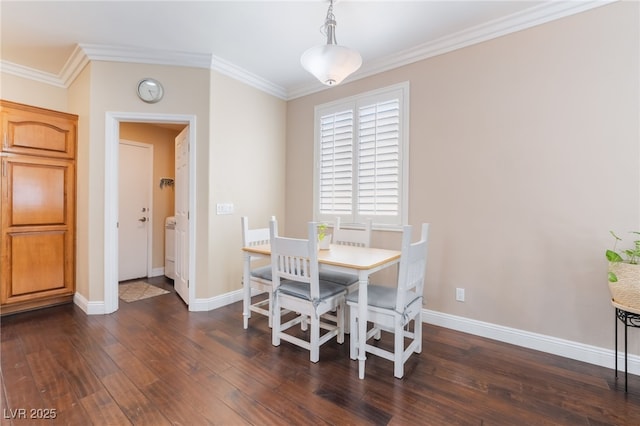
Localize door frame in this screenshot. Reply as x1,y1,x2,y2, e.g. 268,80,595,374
105,112,197,314
118,139,154,280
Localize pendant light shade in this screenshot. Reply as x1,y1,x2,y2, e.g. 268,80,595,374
301,0,362,86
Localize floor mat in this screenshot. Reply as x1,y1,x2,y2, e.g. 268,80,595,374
119,281,170,302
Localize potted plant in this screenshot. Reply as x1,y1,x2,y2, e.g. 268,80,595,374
318,223,332,250
606,231,640,312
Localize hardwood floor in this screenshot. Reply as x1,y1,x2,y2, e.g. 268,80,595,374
1,280,639,425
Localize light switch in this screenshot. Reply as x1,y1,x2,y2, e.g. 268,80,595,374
216,202,234,215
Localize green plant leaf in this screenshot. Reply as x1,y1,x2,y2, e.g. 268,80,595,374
610,231,623,241
606,250,623,262
608,271,618,282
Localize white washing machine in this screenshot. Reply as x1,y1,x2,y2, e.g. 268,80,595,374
165,216,176,280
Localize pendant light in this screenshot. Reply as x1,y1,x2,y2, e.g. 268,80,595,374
301,0,362,86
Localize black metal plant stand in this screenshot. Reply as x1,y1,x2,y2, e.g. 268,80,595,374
614,307,640,392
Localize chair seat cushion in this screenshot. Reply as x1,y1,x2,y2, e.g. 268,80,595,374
279,279,346,301
346,285,421,312
318,270,358,287
346,285,397,309
250,265,272,281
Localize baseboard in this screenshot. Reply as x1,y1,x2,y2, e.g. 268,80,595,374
74,292,106,315
190,288,245,312
149,267,165,278
74,286,637,376
423,308,640,375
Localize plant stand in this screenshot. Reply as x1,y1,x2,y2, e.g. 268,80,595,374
613,302,640,392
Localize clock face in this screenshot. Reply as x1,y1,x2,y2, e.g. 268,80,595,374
137,78,164,103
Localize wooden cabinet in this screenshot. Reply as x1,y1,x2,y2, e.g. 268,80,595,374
1,100,77,315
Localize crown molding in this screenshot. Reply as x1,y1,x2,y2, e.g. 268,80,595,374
210,54,288,100
79,43,214,70
286,0,618,100
2,0,618,101
0,60,65,87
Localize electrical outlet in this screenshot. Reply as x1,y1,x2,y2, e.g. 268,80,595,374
456,288,465,302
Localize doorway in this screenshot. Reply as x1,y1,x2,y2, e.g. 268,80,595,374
105,112,196,314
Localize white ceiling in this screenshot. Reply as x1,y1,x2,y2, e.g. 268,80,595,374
0,1,613,99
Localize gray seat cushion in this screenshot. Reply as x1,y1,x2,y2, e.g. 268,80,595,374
278,279,347,301
346,285,420,312
318,270,358,287
346,285,397,309
250,265,272,281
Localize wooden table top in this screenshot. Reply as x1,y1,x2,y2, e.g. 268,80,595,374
243,243,401,271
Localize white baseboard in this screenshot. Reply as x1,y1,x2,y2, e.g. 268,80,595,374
190,288,245,312
74,292,106,315
423,308,640,375
75,286,637,376
149,267,165,278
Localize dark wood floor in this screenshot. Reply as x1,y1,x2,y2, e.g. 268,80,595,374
2,278,640,425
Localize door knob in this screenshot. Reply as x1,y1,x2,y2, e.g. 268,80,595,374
138,217,147,222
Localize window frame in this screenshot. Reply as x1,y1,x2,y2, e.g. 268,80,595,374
313,82,410,230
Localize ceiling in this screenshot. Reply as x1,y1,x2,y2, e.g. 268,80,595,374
0,1,612,99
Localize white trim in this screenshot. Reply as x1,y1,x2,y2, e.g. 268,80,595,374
423,308,640,375
189,288,246,312
105,112,197,314
210,54,287,100
80,43,213,70
150,267,165,278
60,44,91,87
0,61,64,87
1,1,615,100
74,292,106,315
148,286,639,376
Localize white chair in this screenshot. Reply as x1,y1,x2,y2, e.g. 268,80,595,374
270,220,347,363
332,217,372,248
319,218,373,330
318,218,372,290
241,216,275,329
346,223,429,379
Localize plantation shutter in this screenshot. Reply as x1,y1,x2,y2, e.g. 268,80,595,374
314,83,408,227
357,98,400,217
319,109,354,215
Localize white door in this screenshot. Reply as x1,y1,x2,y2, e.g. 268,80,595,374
118,141,152,281
174,127,189,304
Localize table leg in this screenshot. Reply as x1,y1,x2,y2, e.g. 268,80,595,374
625,310,628,392
358,271,368,379
615,308,618,380
242,252,251,329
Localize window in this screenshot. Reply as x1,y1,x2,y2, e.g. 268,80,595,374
314,82,409,229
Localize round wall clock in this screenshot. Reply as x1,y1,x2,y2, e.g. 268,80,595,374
137,78,164,103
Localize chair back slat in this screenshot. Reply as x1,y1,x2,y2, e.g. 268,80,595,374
333,217,372,248
242,216,272,247
270,220,320,299
395,223,429,312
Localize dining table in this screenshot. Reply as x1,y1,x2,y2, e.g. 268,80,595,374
242,242,402,379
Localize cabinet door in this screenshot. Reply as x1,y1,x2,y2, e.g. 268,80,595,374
1,155,75,306
1,101,76,159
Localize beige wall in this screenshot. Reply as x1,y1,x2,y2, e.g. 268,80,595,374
67,63,91,298
0,72,67,111
1,59,287,307
286,1,640,352
80,62,211,304
209,72,287,296
120,122,179,271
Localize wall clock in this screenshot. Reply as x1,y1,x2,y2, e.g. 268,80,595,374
137,78,164,103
